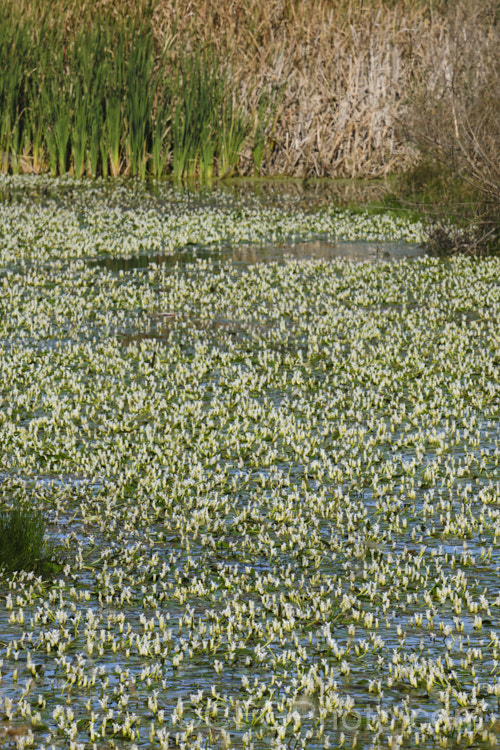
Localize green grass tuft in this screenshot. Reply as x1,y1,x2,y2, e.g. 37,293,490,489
0,503,56,576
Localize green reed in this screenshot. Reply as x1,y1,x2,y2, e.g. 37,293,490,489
150,92,172,178
0,4,271,179
72,79,88,179
171,48,251,180
172,50,216,180
219,94,251,178
0,15,30,172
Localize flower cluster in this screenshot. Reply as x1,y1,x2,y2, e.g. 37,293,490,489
0,177,499,749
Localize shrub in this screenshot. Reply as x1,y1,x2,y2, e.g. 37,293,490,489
401,0,500,255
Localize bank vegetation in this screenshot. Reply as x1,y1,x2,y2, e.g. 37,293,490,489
1,0,498,248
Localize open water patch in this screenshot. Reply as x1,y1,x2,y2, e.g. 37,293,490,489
87,238,424,273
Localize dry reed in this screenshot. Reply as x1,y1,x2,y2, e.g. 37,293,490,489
399,0,500,253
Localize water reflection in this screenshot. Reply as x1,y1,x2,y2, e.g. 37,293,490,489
229,239,424,264
89,239,424,273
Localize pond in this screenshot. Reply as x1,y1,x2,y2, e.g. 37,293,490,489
0,176,499,749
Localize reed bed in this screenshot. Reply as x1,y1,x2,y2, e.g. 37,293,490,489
0,0,496,179
0,3,254,179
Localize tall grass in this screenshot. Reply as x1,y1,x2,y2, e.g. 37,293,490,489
0,3,257,179
171,49,250,180
145,0,441,178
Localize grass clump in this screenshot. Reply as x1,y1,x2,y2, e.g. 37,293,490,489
0,503,56,575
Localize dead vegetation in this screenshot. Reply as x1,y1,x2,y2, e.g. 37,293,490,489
400,0,500,253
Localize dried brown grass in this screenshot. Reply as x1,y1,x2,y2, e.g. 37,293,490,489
7,0,496,179
400,0,500,253
402,0,500,198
